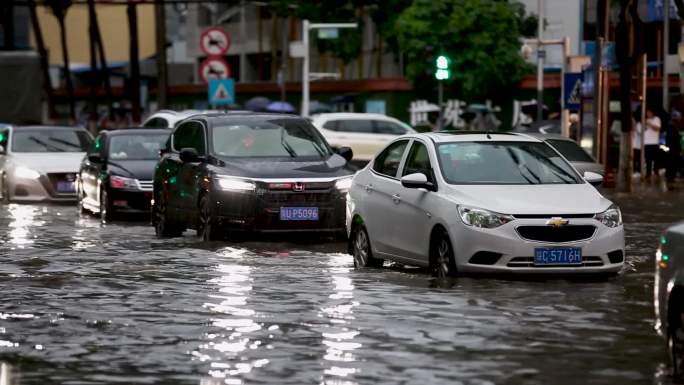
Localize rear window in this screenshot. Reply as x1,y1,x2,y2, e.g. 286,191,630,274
547,139,594,162
12,130,92,153
109,134,170,160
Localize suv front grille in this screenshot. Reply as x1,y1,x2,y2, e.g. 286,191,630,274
47,173,77,195
516,225,596,243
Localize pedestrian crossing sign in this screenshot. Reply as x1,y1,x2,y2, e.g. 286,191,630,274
208,78,235,106
563,73,583,110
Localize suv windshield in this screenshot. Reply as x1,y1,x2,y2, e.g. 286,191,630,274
109,134,170,160
212,118,332,159
12,129,91,153
436,141,582,185
546,139,594,162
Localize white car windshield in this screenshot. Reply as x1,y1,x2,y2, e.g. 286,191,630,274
436,141,582,185
212,118,332,159
12,130,91,153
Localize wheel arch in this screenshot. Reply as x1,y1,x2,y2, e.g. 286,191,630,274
348,214,365,255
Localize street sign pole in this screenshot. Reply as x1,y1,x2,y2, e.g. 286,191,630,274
301,20,357,118
437,82,443,131
302,19,310,118
536,0,544,122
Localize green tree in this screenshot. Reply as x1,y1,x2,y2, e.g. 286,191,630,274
396,0,531,100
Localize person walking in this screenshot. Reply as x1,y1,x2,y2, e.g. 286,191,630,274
643,106,662,179
633,118,642,177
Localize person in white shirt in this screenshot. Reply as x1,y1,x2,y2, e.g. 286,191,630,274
633,119,642,174
643,107,661,178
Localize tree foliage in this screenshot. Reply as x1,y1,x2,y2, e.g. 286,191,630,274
396,0,532,100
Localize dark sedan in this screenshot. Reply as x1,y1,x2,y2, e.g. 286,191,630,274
152,112,355,240
78,128,170,221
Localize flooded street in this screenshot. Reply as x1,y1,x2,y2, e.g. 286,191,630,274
0,187,683,385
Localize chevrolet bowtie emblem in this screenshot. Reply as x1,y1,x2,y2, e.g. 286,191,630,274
546,217,569,227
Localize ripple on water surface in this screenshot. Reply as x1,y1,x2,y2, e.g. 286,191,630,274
0,189,682,384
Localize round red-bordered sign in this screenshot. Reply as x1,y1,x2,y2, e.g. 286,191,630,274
200,27,231,56
199,57,231,84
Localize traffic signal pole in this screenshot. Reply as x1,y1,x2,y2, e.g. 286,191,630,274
437,82,443,131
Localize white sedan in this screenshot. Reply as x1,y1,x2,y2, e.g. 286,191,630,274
0,125,92,203
310,113,415,163
346,132,625,276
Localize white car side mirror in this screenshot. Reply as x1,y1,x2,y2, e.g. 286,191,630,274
0,144,5,155
401,172,434,191
583,171,603,187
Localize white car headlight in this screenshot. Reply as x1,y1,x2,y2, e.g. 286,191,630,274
458,205,514,229
335,176,353,192
217,177,256,191
594,204,622,228
14,166,41,179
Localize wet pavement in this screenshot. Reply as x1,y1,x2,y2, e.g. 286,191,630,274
0,185,683,385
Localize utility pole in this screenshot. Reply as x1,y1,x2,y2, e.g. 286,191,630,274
128,2,141,123
154,0,168,109
536,0,544,121
664,0,670,110
301,20,357,117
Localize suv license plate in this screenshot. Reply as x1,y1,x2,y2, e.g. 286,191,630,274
56,181,75,193
534,247,582,265
280,207,319,221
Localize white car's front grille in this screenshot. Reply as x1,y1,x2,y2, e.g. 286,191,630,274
138,180,153,191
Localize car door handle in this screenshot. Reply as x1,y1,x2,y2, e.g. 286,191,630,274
392,194,401,204
364,184,373,192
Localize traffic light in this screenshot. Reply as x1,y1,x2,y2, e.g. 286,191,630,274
435,55,450,80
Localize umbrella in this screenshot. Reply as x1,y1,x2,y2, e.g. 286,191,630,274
266,101,296,113
309,100,333,114
245,97,271,112
520,100,549,119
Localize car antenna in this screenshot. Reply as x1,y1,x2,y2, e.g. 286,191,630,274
485,129,492,139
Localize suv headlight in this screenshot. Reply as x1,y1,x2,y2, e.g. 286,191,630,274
594,204,622,228
458,205,513,229
334,176,353,192
216,176,255,191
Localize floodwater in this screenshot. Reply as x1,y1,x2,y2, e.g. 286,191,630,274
0,187,682,385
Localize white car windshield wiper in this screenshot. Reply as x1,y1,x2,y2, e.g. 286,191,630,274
28,136,63,152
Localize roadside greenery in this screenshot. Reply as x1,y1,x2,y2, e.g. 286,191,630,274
269,0,535,100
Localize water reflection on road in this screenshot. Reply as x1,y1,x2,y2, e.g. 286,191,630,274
0,187,682,384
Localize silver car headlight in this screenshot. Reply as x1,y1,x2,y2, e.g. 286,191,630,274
458,205,514,229
216,176,256,191
334,176,353,192
14,166,41,179
594,204,622,228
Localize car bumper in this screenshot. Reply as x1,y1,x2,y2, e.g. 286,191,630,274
210,189,347,234
109,189,154,214
448,218,625,274
10,174,77,202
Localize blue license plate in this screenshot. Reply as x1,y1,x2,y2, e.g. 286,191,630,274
534,247,582,265
56,181,75,193
280,207,319,221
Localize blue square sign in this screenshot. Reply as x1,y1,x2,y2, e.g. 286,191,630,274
208,79,235,106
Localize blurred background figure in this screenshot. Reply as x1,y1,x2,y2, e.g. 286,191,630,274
643,106,662,180
665,109,683,189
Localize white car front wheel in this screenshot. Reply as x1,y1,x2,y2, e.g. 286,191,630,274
352,224,383,268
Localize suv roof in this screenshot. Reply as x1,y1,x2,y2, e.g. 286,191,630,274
311,112,402,121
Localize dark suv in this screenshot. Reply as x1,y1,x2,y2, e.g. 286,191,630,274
152,112,355,240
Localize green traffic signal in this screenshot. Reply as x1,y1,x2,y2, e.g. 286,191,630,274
435,55,450,80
